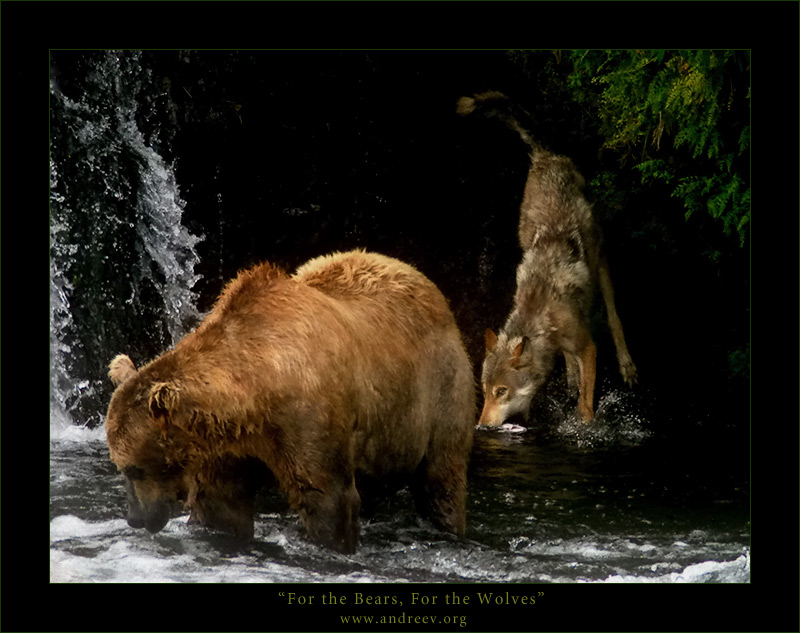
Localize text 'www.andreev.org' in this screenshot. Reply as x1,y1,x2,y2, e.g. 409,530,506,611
339,612,468,628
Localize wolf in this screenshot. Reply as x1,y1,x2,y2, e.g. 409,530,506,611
458,91,637,425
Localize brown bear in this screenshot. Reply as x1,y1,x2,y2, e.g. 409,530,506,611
105,249,475,553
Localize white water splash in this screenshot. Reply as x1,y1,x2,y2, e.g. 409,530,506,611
50,51,202,430
552,390,652,448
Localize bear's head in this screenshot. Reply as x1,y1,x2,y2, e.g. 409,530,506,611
105,354,195,533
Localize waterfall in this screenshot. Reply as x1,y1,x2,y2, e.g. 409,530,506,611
49,51,202,432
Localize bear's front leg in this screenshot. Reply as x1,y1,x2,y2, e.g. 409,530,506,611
297,478,361,554
186,457,271,539
188,488,255,539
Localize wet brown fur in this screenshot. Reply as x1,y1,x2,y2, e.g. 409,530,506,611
459,92,638,425
105,250,475,553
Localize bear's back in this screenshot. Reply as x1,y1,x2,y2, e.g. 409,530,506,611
293,250,453,327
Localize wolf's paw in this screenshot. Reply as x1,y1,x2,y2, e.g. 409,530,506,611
619,358,638,386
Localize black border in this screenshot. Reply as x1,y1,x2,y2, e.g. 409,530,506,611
14,1,799,632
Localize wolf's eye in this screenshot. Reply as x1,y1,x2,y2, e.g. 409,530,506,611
494,386,508,398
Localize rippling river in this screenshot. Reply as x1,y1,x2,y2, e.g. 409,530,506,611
50,388,749,585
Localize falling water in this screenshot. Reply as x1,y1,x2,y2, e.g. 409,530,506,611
49,50,202,432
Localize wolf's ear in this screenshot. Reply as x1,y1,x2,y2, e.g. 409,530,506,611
109,354,138,386
509,336,531,368
148,382,180,430
484,329,498,353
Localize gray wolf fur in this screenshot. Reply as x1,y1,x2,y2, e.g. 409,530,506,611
458,91,637,425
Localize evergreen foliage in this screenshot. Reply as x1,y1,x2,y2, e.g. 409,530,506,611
564,50,750,246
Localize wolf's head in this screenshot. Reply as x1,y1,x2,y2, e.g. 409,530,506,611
478,329,554,427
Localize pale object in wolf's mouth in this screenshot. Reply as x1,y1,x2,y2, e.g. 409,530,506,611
476,422,527,433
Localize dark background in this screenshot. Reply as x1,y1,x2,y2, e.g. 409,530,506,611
50,48,749,436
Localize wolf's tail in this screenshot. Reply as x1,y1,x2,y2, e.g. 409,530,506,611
456,91,537,150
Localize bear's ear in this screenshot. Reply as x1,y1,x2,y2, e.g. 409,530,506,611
148,381,180,431
484,329,498,353
109,354,138,386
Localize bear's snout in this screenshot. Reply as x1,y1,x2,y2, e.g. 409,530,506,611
123,474,174,533
127,497,171,533
127,501,171,534
142,500,171,533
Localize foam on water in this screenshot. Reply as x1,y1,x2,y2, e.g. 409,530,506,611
49,514,394,583
505,531,750,583
595,552,750,583
49,509,750,584
50,421,106,444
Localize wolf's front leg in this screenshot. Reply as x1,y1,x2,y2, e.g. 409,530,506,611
575,341,596,422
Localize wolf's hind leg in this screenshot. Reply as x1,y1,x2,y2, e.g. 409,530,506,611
597,253,638,386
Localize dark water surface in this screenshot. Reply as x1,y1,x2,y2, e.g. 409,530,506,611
49,390,750,585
